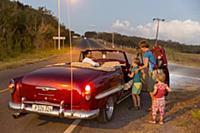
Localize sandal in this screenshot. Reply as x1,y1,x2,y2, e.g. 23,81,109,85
148,120,156,124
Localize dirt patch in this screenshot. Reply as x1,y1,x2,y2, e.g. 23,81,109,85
127,86,200,133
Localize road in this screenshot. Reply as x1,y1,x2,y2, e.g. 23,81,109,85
78,38,104,49
0,39,200,133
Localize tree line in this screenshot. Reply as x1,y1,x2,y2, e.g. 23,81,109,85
85,31,200,54
0,0,77,61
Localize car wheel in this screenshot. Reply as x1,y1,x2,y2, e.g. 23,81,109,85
97,96,115,123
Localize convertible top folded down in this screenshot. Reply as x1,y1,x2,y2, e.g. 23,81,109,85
71,61,121,71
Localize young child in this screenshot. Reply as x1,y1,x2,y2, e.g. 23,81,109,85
128,57,142,110
149,72,171,124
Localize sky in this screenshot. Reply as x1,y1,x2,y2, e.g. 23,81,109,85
19,0,200,45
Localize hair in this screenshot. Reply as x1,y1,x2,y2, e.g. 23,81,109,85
133,57,140,65
156,72,166,82
84,51,91,57
139,40,149,48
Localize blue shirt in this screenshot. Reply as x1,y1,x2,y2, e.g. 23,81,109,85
131,66,141,82
144,51,156,71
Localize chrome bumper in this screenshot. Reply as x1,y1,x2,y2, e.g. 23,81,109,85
8,101,99,119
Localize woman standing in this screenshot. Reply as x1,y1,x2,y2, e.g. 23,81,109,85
136,40,157,110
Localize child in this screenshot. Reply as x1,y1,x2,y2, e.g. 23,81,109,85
128,57,142,110
149,72,171,124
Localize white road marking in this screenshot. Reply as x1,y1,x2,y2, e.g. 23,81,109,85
0,89,8,93
170,73,200,81
63,119,81,133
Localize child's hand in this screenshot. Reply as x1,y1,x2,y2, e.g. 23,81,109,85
128,72,134,78
135,69,139,74
123,84,130,90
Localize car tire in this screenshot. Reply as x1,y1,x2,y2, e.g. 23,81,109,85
97,96,115,123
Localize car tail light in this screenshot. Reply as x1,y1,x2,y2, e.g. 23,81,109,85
84,84,91,101
8,79,15,93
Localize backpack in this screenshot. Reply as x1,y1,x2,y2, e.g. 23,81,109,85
152,46,166,68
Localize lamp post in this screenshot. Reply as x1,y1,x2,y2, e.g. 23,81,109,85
58,0,61,50
153,18,165,44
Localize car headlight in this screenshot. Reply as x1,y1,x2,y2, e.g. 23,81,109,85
8,79,15,93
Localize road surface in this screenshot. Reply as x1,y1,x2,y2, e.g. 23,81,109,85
0,39,199,133
78,39,104,49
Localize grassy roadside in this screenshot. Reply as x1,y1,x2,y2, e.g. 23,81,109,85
0,48,70,71
166,48,200,67
119,46,200,68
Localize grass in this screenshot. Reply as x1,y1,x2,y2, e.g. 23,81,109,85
120,46,200,68
122,46,200,68
166,48,200,67
0,48,70,70
192,109,200,120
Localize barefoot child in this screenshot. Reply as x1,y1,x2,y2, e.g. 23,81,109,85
149,72,171,124
128,58,142,110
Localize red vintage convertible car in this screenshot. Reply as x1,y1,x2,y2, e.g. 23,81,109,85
8,49,132,122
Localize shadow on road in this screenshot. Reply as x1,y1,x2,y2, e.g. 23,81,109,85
37,115,74,126
76,92,151,130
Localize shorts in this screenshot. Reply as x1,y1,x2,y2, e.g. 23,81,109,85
146,70,156,92
132,82,142,95
152,97,165,117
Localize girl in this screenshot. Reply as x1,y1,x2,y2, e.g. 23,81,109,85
149,72,171,124
128,57,142,110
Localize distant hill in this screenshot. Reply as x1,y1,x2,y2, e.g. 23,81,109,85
85,31,200,54
0,0,78,61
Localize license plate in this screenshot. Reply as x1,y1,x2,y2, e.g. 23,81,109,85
32,104,53,113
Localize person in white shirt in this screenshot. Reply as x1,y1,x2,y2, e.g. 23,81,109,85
82,51,100,67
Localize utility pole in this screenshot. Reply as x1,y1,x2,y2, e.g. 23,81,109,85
153,18,165,44
112,32,115,48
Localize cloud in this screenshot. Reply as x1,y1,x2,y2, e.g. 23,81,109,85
112,19,200,45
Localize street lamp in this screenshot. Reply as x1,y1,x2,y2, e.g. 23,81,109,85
153,18,165,44
58,0,61,50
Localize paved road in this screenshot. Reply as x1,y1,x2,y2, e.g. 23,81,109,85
78,39,104,49
0,40,200,133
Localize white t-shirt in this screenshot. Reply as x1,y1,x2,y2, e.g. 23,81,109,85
82,57,100,67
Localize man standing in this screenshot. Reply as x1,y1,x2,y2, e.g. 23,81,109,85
152,42,170,86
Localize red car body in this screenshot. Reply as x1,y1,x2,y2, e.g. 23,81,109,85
8,49,131,122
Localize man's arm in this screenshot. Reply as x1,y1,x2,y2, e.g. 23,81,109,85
82,58,100,67
135,58,148,74
161,47,168,65
89,59,100,67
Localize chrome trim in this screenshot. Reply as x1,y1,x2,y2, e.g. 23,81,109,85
95,85,123,99
37,93,55,97
36,86,57,91
23,101,60,107
116,93,131,104
8,101,99,119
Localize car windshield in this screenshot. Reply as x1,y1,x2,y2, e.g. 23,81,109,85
81,50,127,64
